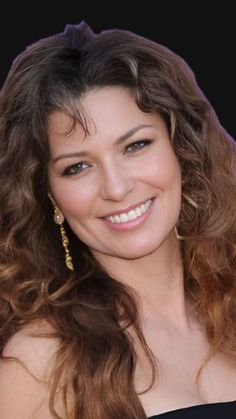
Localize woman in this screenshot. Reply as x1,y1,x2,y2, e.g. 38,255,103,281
0,21,236,419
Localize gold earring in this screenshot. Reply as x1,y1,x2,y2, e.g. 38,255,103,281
182,192,198,208
59,223,74,271
53,206,74,271
174,193,198,241
174,225,185,240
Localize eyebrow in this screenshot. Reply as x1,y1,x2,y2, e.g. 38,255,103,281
51,124,154,164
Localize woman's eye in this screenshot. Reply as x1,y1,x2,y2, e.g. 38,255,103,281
62,140,153,176
124,139,152,153
63,162,89,176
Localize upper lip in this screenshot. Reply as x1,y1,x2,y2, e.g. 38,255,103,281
101,197,154,218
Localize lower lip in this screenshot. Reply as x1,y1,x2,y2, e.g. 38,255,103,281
100,198,156,232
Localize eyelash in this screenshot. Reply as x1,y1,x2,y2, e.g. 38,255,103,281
62,139,153,176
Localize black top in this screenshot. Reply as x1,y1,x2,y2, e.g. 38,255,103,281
148,400,236,418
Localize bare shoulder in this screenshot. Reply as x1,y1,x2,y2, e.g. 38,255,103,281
2,319,60,380
0,320,61,419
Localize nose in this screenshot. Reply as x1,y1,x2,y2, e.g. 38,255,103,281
100,161,135,201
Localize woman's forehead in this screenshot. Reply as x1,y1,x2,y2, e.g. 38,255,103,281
46,87,169,157
47,87,160,138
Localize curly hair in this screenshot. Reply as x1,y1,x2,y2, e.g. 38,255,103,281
1,21,236,419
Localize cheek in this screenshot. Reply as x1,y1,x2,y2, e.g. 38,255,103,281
50,179,97,219
143,150,181,190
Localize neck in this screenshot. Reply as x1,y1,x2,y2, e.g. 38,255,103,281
93,232,194,332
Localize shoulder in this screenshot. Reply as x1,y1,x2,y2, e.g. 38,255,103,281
0,320,61,419
2,320,60,380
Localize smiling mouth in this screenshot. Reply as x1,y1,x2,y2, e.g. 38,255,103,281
104,198,154,224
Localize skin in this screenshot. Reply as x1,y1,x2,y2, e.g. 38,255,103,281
47,85,189,329
48,86,221,416
2,86,236,418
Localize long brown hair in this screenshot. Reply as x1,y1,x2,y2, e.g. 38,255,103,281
1,21,236,418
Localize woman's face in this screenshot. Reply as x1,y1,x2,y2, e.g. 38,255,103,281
47,86,182,260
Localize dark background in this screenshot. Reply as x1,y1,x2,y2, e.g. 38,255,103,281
1,7,235,139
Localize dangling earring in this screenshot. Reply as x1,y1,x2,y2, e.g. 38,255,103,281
174,225,185,240
182,192,198,208
174,192,198,241
53,206,74,271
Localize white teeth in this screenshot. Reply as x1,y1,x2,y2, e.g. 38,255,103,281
120,213,129,222
114,215,121,223
105,199,153,223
